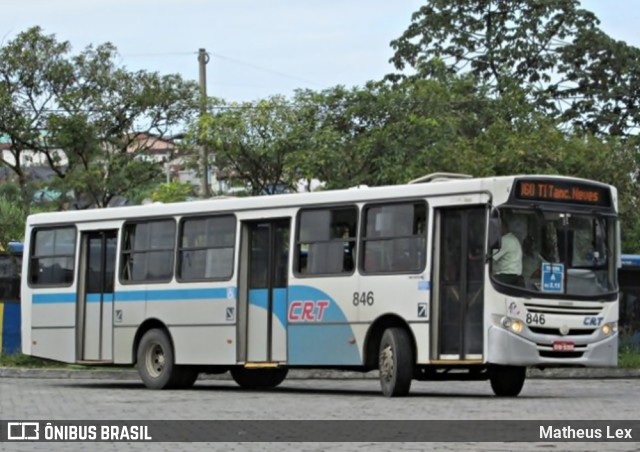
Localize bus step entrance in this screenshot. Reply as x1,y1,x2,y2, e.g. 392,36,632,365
243,362,280,369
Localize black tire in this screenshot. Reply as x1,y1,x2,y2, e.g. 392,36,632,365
378,327,414,397
489,365,526,397
230,367,288,389
175,367,199,389
136,328,182,389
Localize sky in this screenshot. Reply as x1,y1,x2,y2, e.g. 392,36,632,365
2,1,639,103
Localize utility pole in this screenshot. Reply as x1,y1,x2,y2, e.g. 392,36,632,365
198,48,210,198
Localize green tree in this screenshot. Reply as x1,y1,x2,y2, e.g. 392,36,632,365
194,96,304,195
388,0,640,136
0,27,199,209
0,197,26,249
150,181,194,203
0,27,73,212
293,74,500,188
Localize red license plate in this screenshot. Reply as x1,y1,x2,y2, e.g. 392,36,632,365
553,341,575,351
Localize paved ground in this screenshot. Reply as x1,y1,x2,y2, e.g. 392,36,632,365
1,376,638,451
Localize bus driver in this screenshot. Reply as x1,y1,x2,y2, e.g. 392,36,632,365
492,220,523,287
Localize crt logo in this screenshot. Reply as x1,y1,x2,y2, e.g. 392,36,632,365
288,300,329,322
583,316,604,326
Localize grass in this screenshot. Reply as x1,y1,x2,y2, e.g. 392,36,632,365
618,346,640,368
0,353,129,370
0,353,69,368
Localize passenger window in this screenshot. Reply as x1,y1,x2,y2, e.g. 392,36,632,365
121,220,176,283
361,202,427,274
178,215,236,281
296,206,358,276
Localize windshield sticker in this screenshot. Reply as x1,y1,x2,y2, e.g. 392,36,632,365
541,263,564,293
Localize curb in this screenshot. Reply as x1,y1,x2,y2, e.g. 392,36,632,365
1,366,639,380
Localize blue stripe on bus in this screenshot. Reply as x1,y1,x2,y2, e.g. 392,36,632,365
248,288,268,310
115,288,230,302
248,288,287,329
33,293,77,304
86,293,115,303
33,288,233,304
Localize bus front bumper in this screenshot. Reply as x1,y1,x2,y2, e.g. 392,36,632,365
487,325,618,367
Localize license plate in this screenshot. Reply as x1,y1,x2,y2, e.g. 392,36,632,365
553,341,575,351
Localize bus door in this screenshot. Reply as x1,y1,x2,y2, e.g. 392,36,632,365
433,206,486,361
239,219,290,363
77,230,117,362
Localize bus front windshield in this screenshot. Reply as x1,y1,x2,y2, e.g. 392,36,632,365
491,207,617,298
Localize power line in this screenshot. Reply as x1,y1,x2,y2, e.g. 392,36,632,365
121,49,322,87
120,51,196,58
209,52,321,87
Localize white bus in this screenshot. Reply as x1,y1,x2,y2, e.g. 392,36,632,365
21,174,620,397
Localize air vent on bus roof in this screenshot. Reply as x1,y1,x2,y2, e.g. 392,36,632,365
408,173,473,184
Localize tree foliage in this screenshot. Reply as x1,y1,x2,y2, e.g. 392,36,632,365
0,27,199,209
151,181,194,203
388,0,640,137
194,96,303,196
2,14,640,253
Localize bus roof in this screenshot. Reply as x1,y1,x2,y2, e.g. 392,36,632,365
25,174,617,226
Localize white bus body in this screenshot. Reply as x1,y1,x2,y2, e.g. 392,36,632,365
21,175,619,396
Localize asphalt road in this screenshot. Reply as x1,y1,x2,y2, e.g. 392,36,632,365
1,376,638,451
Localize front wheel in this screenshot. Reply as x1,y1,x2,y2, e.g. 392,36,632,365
489,365,526,397
230,367,288,389
378,327,414,397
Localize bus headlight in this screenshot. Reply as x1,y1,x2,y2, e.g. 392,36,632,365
602,322,617,336
501,317,523,334
511,320,524,333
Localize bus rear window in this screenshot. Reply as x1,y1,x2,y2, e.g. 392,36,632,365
29,227,76,286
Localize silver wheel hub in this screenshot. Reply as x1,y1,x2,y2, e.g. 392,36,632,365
380,345,394,382
145,343,165,378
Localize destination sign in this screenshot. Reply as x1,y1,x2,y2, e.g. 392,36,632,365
513,179,612,207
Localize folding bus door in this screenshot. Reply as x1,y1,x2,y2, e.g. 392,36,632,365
241,219,290,363
433,207,486,361
78,230,117,362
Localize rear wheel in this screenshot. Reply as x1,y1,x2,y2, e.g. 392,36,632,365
378,327,413,397
137,328,182,389
489,365,526,397
230,367,288,389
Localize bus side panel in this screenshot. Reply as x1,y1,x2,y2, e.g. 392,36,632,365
129,285,237,365
113,326,136,364
409,323,430,363
145,287,236,364
30,291,76,362
32,327,76,362
286,282,361,365
358,274,430,363
171,326,236,365
112,288,148,364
